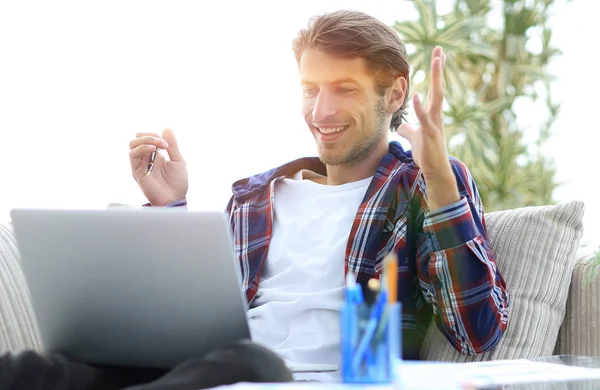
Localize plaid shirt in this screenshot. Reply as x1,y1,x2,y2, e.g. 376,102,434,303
170,141,509,359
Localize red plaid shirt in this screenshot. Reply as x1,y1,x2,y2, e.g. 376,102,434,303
171,141,509,359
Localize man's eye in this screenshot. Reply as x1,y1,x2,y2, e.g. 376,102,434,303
338,88,355,94
302,88,317,97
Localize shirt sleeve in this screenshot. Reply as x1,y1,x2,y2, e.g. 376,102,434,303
415,157,509,355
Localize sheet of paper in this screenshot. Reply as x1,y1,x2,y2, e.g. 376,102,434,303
207,359,600,390
209,384,393,390
396,358,600,388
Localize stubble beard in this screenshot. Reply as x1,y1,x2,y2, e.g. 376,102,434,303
318,98,388,167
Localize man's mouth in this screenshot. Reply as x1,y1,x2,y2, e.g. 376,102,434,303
317,126,349,134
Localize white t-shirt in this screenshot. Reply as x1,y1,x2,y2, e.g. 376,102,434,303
246,170,372,382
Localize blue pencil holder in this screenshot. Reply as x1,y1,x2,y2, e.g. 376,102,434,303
340,301,402,383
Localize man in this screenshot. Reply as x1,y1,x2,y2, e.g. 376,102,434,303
0,9,508,390
130,7,509,380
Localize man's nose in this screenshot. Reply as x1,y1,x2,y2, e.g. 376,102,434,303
312,91,337,122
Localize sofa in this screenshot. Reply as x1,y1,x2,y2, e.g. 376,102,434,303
0,200,598,361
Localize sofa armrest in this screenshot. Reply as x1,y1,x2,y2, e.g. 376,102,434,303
555,252,600,356
0,222,43,353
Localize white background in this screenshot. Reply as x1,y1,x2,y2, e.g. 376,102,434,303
1,0,598,249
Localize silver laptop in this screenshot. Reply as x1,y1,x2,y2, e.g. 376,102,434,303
9,207,251,369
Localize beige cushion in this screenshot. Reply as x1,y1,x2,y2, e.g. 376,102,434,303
420,200,585,361
555,252,600,356
0,221,43,353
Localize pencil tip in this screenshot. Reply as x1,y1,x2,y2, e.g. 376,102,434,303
367,278,380,292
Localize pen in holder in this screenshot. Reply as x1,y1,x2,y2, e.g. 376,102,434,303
341,254,402,384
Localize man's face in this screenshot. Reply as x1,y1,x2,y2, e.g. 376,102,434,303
300,48,389,166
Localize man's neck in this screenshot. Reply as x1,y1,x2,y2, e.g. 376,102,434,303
324,141,389,186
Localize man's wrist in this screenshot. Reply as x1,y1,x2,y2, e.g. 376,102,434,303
424,170,460,211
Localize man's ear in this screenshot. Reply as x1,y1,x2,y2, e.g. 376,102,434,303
387,76,407,114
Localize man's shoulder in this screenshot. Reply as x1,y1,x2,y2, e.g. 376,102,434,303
386,141,419,188
447,155,472,174
445,155,477,192
387,146,475,197
230,156,326,202
226,143,475,202
400,155,478,205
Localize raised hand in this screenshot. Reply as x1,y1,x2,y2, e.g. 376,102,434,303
397,46,459,210
129,128,188,206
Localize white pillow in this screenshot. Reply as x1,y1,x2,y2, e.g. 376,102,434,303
0,222,44,353
420,200,585,361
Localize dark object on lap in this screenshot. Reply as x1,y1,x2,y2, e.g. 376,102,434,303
0,340,293,390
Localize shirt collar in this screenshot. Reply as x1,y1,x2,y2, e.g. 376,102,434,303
230,140,410,202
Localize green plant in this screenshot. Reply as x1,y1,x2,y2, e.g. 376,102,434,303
394,0,568,211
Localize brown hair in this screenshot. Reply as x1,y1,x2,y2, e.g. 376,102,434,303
292,10,410,130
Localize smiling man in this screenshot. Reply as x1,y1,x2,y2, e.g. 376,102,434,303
231,11,510,380
0,10,509,390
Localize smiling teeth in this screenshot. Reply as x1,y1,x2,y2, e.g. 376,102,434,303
319,126,348,134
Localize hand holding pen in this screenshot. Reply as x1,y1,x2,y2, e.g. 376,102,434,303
147,149,159,175
128,128,189,206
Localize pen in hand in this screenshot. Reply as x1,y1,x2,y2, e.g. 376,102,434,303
146,149,159,176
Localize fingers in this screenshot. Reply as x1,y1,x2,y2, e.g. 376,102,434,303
412,94,431,129
162,128,185,163
128,128,185,164
130,135,168,150
135,132,161,138
397,93,433,142
428,47,445,117
427,47,443,110
396,123,416,143
129,144,157,160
